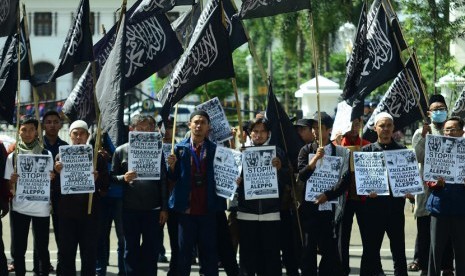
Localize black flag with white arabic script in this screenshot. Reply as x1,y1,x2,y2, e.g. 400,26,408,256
265,77,304,171
130,0,195,22
343,0,405,110
223,0,247,50
158,0,235,120
363,56,428,135
0,0,18,37
0,35,18,123
451,86,465,119
95,14,126,148
238,0,311,19
47,0,94,82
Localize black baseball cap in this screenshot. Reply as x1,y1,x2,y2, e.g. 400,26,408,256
311,112,334,128
294,118,314,128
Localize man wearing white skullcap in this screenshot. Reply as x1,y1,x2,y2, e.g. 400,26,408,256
359,111,412,276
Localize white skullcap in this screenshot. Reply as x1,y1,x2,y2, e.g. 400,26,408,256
374,112,393,125
69,120,89,134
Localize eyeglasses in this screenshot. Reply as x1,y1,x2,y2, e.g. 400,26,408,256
443,128,460,134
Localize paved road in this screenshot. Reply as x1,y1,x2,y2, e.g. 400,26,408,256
1,203,419,275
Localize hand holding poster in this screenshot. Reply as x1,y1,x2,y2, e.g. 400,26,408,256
196,97,232,143
354,152,390,195
59,145,95,194
305,155,342,203
424,134,462,183
214,146,242,200
128,131,163,180
242,146,279,200
16,154,52,202
384,149,424,197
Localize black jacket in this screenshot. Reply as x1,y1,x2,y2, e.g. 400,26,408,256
112,143,168,211
237,146,290,215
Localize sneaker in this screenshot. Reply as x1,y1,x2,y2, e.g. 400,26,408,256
7,263,14,272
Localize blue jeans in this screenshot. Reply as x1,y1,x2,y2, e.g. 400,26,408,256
123,209,161,276
96,197,124,275
178,213,218,276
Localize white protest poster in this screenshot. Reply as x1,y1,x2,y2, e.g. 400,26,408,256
128,131,163,180
304,155,342,203
242,146,279,200
196,97,232,143
424,135,457,183
214,147,242,200
353,151,390,195
455,138,465,183
384,149,424,197
59,145,95,194
16,154,52,202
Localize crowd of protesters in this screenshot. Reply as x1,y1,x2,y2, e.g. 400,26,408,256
0,93,463,276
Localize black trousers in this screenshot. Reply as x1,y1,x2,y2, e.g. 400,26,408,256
301,211,342,276
238,219,281,276
166,209,179,276
360,209,407,276
280,210,300,276
0,220,8,276
216,212,239,276
10,211,50,276
59,215,99,276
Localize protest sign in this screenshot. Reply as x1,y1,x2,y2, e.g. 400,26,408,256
304,155,342,203
214,146,242,200
242,146,279,200
59,145,95,194
196,97,232,143
16,154,52,202
128,131,163,180
384,149,424,197
424,134,462,183
354,151,390,195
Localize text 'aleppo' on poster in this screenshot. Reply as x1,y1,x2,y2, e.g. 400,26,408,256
354,151,390,195
128,131,163,180
16,154,52,202
305,154,342,203
214,146,242,200
384,149,424,197
59,145,95,194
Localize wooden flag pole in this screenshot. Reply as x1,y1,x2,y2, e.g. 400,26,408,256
231,78,245,148
21,4,43,144
88,61,100,215
308,8,323,147
171,104,179,155
13,2,22,196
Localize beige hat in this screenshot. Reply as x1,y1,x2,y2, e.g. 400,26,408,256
374,112,393,125
69,120,89,134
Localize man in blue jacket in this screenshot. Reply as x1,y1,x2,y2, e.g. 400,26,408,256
167,110,226,276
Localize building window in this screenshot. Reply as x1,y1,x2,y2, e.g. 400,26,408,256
34,12,52,36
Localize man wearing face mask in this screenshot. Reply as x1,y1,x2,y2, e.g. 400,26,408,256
409,94,454,275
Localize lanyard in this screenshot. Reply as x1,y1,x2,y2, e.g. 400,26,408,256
190,143,205,172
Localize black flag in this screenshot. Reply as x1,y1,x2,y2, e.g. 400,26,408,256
17,20,32,80
0,35,18,123
265,78,304,171
0,0,18,37
95,14,126,148
222,0,247,50
451,86,465,119
130,0,195,21
158,0,235,120
363,56,428,135
48,0,94,82
238,0,310,19
342,0,405,109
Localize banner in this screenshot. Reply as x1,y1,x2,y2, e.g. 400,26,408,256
424,134,465,183
238,0,310,19
0,0,18,37
451,86,465,119
354,151,389,195
242,146,279,200
59,145,95,194
304,154,342,203
214,146,242,200
384,149,424,197
196,97,232,143
16,154,52,202
128,131,163,180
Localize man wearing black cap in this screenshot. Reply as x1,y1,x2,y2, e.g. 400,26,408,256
167,110,226,276
409,94,454,275
295,119,315,145
298,111,350,276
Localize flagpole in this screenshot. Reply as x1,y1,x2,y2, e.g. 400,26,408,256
171,104,179,154
308,5,323,147
21,4,43,144
231,78,245,148
88,60,100,215
381,1,428,123
13,0,22,196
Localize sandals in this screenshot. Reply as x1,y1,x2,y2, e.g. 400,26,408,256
407,261,420,272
